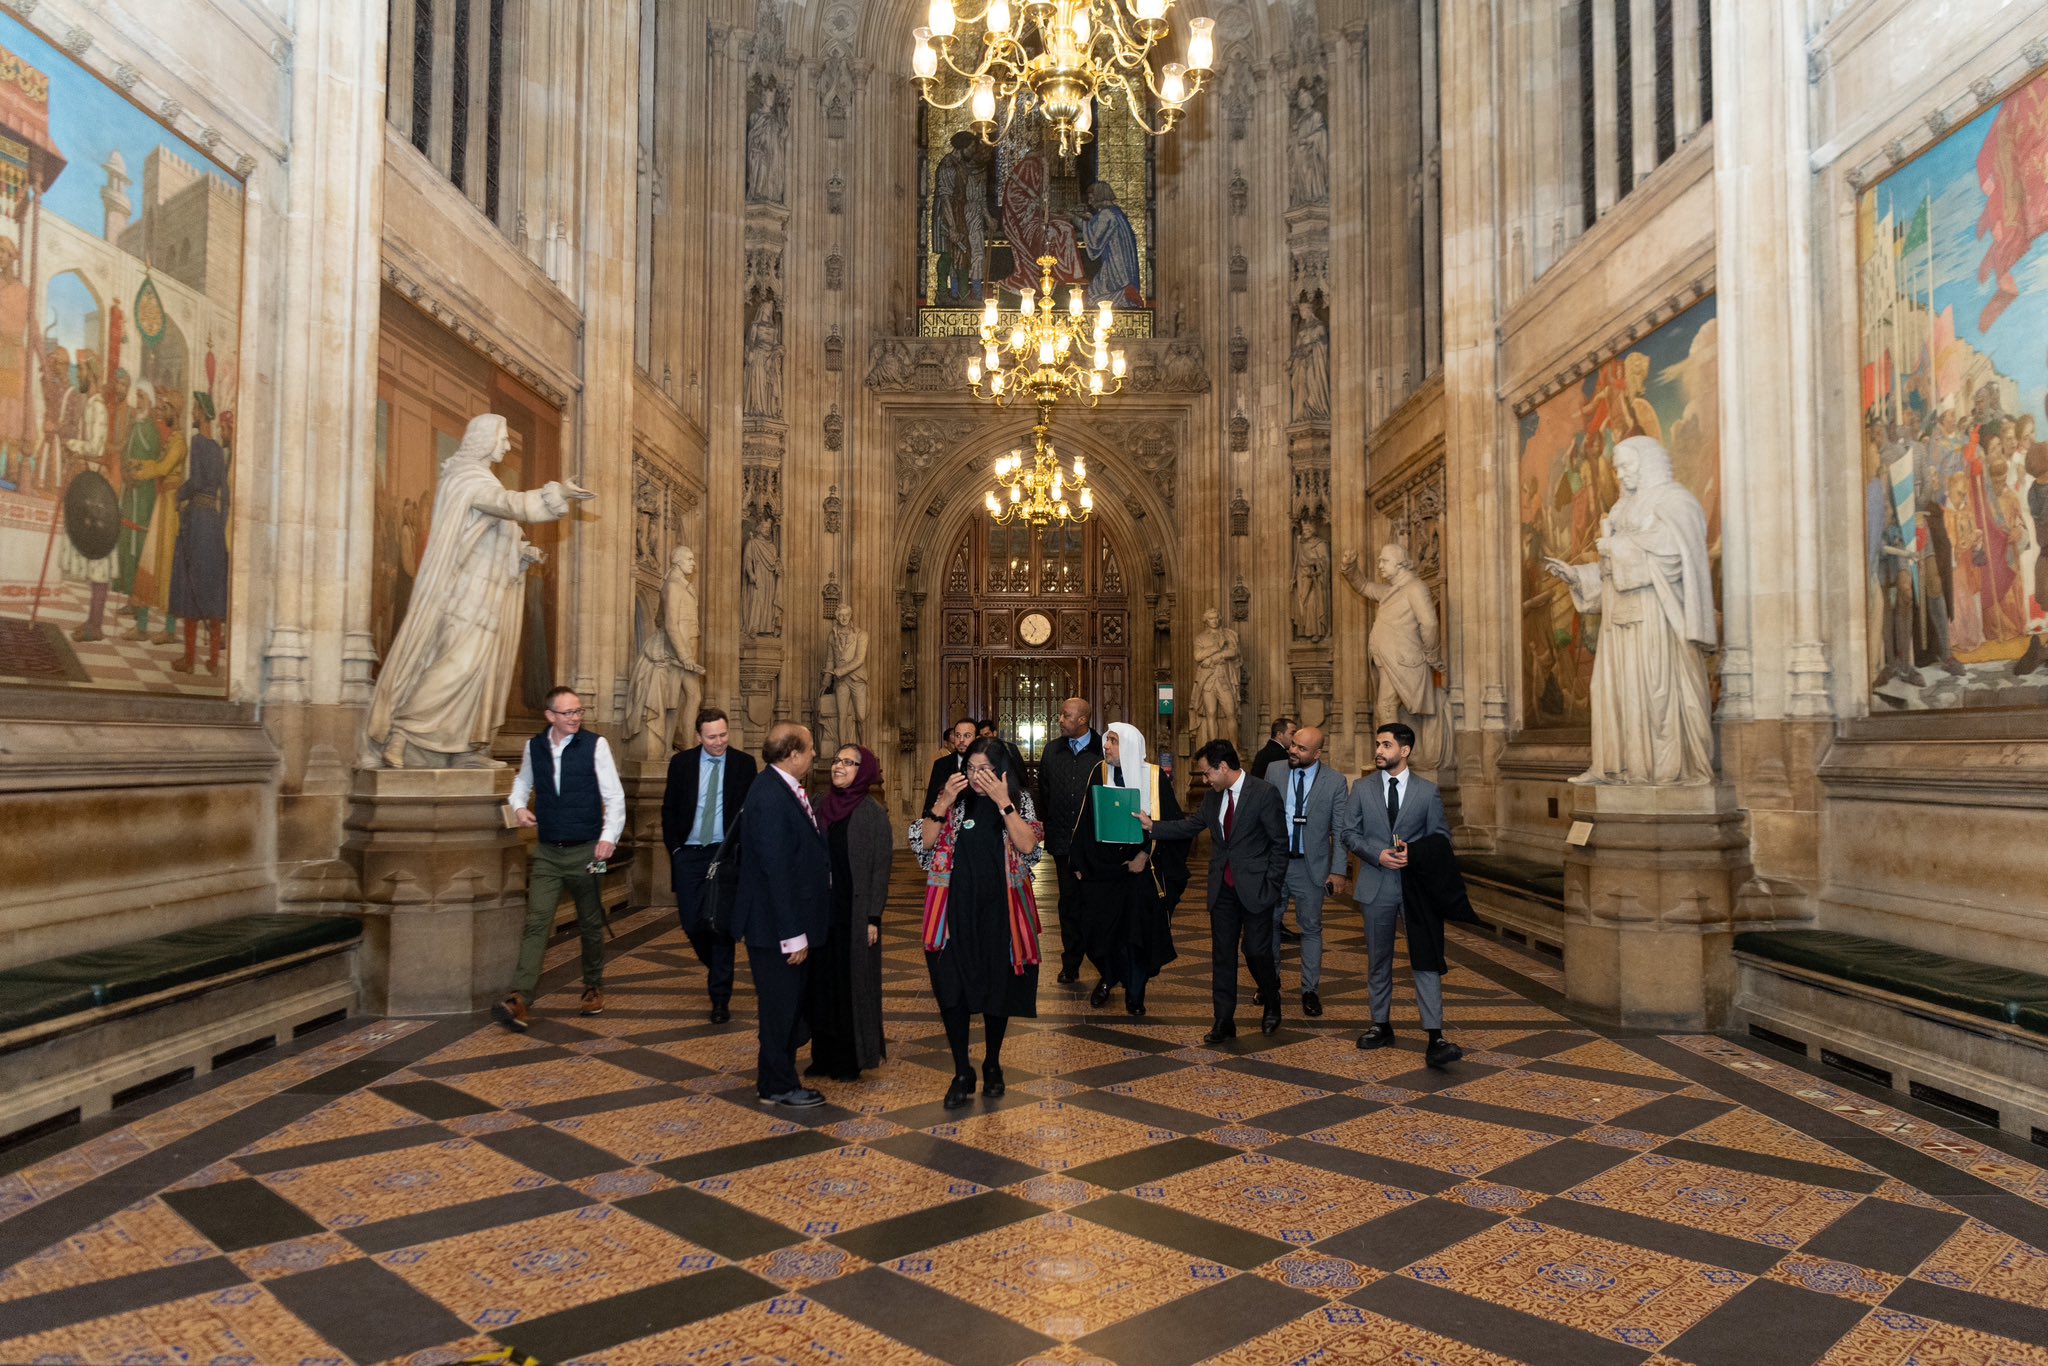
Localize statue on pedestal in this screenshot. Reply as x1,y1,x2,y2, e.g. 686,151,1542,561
1293,516,1331,641
1543,435,1717,785
1190,605,1243,751
820,604,870,750
622,544,705,761
365,413,593,768
741,515,782,637
1341,540,1452,771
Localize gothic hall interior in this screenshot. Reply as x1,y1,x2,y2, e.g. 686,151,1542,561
3,1,2048,1363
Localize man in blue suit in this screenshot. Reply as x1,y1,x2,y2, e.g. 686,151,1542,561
1341,722,1462,1068
732,722,833,1106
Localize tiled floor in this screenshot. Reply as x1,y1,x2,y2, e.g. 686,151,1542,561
4,855,2047,1365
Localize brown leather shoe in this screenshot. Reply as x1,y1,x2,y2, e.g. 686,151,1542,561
580,988,606,1016
494,995,530,1032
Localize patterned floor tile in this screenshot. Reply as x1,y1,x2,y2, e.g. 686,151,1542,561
1307,1106,1556,1177
890,1210,1224,1338
932,1101,1174,1172
646,1030,775,1073
235,1089,435,1157
1911,1217,2048,1308
1684,1107,1881,1173
0,1284,340,1365
1251,1249,1381,1298
1197,1301,1522,1364
742,1241,873,1291
438,1058,657,1111
1107,1066,1330,1122
257,1137,555,1228
1816,1309,2048,1365
415,1029,559,1068
1257,1035,1438,1083
0,1197,214,1300
544,1095,802,1164
1403,1217,1751,1350
821,1065,956,1114
565,1293,947,1365
374,1204,721,1330
1007,1175,1112,1209
228,1232,365,1281
693,1144,980,1237
1439,1180,1544,1216
1564,1153,1862,1248
1442,1068,1671,1125
1136,1152,1416,1244
1766,1253,1903,1305
1542,1038,1689,1082
996,1031,1149,1076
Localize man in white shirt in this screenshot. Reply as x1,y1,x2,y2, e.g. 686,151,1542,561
496,688,626,1031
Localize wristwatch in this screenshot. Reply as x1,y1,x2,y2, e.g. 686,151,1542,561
1001,804,1017,816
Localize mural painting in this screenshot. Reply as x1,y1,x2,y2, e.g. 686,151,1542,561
0,16,243,693
1518,295,1720,730
1859,67,2048,709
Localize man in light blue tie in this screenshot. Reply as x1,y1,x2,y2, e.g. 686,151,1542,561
662,708,759,1023
1274,725,1349,1018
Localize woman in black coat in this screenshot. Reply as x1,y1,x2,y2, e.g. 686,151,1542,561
805,745,891,1080
1072,722,1187,1015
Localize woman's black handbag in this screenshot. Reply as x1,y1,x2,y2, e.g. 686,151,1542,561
697,814,742,935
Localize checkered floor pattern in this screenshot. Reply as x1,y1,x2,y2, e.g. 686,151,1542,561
0,578,226,693
2,854,2046,1365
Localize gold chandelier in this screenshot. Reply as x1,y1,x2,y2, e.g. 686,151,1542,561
968,254,1126,411
912,1,1216,158
985,417,1094,526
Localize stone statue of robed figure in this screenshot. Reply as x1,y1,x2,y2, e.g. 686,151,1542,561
365,413,593,768
1543,435,1716,785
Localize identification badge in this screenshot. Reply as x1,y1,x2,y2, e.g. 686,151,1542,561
963,818,977,830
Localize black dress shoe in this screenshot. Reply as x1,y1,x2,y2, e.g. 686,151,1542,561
1356,1023,1396,1050
982,1063,1006,1097
1089,980,1112,1008
1201,1022,1237,1046
758,1087,826,1108
1125,994,1146,1016
1301,990,1323,1018
1261,1004,1282,1035
943,1073,977,1109
1425,1037,1465,1069
709,1003,731,1025
1056,967,1080,985
1278,927,1301,942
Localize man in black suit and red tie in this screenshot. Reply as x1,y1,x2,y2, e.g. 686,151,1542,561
661,707,757,1024
1142,738,1288,1043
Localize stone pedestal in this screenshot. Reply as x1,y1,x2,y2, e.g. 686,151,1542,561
622,757,675,909
1562,783,1752,1030
343,768,528,1015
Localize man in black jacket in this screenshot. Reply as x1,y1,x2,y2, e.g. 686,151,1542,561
733,722,832,1106
1036,696,1103,984
923,716,979,812
1143,739,1288,1043
661,707,757,1024
1251,716,1295,785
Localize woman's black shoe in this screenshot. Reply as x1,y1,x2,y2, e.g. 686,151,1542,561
1089,980,1112,1008
982,1063,1006,1097
943,1073,977,1109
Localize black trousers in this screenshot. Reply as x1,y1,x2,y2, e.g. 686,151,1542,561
1052,851,1085,973
1209,881,1281,1024
746,943,810,1098
673,845,736,1007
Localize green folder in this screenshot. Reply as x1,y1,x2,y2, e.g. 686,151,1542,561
1093,786,1144,844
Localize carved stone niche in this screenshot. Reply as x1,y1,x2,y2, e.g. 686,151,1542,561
826,173,845,214
1230,488,1250,537
821,573,842,619
823,404,845,451
823,483,843,535
825,326,844,372
1229,171,1248,215
1229,248,1248,293
1229,326,1249,374
1229,405,1250,453
826,254,845,290
1231,576,1250,622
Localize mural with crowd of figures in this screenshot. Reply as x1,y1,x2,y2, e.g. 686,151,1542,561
1859,67,2048,709
0,13,243,693
1517,295,1720,730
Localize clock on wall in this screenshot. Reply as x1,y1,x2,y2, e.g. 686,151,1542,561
1017,611,1053,647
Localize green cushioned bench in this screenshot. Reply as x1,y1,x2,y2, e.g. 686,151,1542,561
1734,928,2048,1038
0,914,362,1041
1460,853,1566,908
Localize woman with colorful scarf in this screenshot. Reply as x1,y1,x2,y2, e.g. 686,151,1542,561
804,745,891,1082
1072,722,1190,1016
909,737,1044,1108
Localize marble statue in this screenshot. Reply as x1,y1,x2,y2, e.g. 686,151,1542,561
743,298,784,419
820,604,870,749
1341,539,1453,771
746,80,787,204
741,515,782,637
1289,84,1329,207
622,543,705,761
1290,298,1331,423
365,413,592,768
1190,605,1243,751
1293,517,1331,642
1543,435,1717,785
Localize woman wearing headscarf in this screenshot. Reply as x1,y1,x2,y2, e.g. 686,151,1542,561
910,737,1043,1108
1072,722,1189,1015
805,744,891,1082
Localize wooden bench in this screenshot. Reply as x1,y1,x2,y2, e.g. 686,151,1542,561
1733,928,2048,1140
0,913,362,1147
1459,852,1567,956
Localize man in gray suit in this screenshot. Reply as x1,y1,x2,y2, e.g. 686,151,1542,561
1273,725,1349,1017
1142,738,1288,1043
1341,721,1463,1068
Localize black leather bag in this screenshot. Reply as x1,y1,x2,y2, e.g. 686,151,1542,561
697,814,742,936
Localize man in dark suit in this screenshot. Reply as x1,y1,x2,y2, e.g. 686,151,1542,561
923,716,979,812
1251,716,1295,786
732,722,832,1106
1340,722,1462,1068
1143,739,1288,1043
1036,696,1103,985
661,707,758,1024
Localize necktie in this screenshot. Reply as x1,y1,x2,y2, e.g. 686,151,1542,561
1291,770,1306,856
1222,788,1237,890
795,782,820,831
1386,774,1401,836
694,759,721,844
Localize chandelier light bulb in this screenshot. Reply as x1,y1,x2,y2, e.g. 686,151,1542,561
912,29,938,78
1069,288,1084,316
982,296,1000,327
991,373,1005,393
1161,63,1187,106
1074,99,1093,134
971,76,997,123
987,0,1011,34
1111,350,1127,377
1188,16,1215,70
927,0,956,39
1073,456,1087,479
1080,487,1094,510
986,491,1001,514
968,359,983,383
1098,299,1113,328
1089,371,1104,394
1011,484,1023,504
1094,346,1108,370
1020,287,1035,312
1039,338,1056,365
1134,0,1167,21
1009,326,1026,350
1073,9,1091,45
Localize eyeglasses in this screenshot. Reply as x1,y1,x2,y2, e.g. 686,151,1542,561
830,757,860,767
547,708,585,718
966,765,998,777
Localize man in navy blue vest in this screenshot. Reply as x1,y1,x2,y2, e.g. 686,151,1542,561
496,686,626,1030
661,706,758,1023
732,721,832,1106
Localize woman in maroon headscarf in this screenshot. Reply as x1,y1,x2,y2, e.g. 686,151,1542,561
805,744,891,1081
